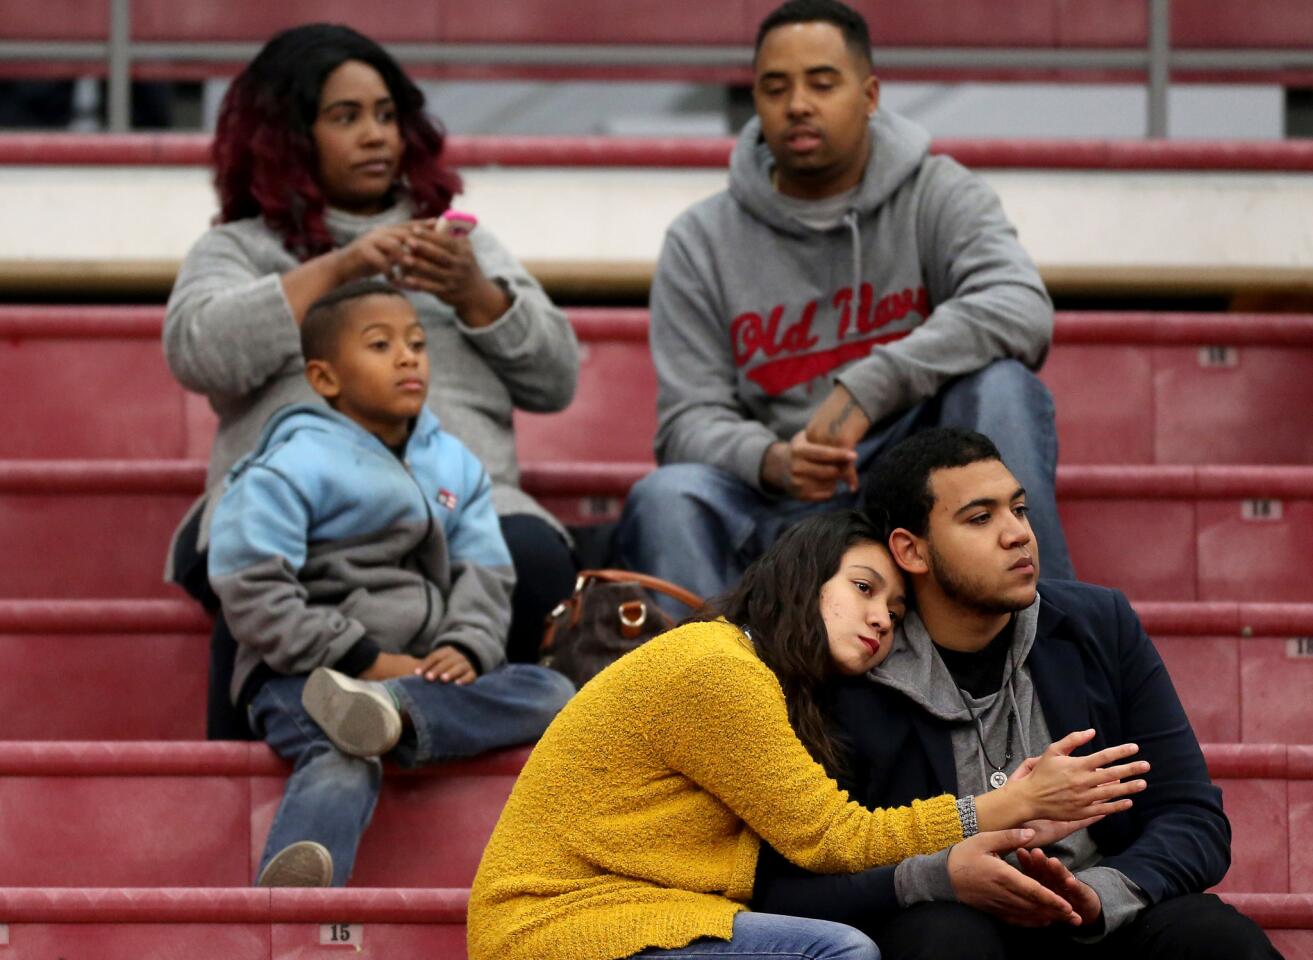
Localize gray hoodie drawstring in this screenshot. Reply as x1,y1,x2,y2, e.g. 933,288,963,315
969,638,1032,788
844,210,862,312
1004,636,1033,760
973,724,992,789
1005,675,1032,760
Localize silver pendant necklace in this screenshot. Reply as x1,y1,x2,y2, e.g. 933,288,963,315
954,684,1016,789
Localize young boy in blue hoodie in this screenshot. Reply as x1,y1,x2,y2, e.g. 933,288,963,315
208,279,575,888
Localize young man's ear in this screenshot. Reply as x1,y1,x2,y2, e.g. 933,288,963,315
888,528,929,576
305,358,341,401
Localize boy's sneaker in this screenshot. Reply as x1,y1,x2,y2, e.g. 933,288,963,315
302,667,403,758
257,840,333,887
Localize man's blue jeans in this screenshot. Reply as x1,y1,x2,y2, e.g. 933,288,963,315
631,911,880,959
617,360,1073,615
248,664,575,886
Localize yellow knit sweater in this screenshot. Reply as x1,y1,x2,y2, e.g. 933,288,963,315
467,621,964,960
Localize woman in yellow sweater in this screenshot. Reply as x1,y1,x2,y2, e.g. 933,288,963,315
468,510,1146,960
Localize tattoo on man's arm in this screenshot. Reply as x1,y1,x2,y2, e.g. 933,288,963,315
826,397,861,440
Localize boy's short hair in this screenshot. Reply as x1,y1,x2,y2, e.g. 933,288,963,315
301,279,409,362
754,0,873,70
861,428,1003,539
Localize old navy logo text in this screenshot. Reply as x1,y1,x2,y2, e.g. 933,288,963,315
731,284,929,396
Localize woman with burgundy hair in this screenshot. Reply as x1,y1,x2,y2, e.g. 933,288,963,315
163,23,580,738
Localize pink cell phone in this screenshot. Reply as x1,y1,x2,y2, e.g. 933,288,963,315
442,210,478,237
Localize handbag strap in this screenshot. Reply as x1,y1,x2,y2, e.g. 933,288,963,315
575,569,704,612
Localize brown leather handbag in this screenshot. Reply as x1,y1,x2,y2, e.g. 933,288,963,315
540,569,705,688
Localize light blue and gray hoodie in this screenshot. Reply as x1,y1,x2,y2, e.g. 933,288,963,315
208,403,514,706
650,109,1052,490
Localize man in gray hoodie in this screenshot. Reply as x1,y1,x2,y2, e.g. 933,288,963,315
617,0,1072,609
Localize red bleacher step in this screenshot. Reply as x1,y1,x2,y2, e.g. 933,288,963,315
3,598,1313,744
6,0,1313,94
3,459,1311,602
5,307,1313,466
0,888,1305,960
0,741,1307,897
9,134,1313,171
0,887,468,960
0,742,531,890
1222,895,1313,959
0,599,210,740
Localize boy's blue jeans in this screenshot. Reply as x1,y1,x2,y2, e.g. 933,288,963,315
618,360,1073,616
248,664,574,886
631,912,880,959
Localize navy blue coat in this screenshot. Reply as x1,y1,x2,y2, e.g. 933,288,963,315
752,579,1231,930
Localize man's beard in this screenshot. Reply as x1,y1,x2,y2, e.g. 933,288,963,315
927,540,1034,616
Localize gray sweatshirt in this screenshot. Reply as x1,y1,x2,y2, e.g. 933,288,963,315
162,202,579,554
873,599,1149,939
649,109,1052,490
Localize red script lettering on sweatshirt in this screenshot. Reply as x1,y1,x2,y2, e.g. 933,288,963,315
731,284,929,396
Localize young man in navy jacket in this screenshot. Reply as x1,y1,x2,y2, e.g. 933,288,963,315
752,427,1279,959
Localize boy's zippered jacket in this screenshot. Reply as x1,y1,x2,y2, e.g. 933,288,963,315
208,403,514,705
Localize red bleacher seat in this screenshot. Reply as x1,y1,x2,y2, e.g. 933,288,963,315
1229,893,1313,960
1057,466,1313,603
1153,634,1242,743
513,309,655,465
0,888,1303,960
1208,747,1313,898
1039,343,1155,464
4,598,1309,745
0,887,469,960
1058,0,1313,51
0,308,191,460
0,741,1304,900
0,742,529,889
0,632,206,738
0,600,208,740
5,132,1313,172
7,305,1313,584
8,460,1312,601
13,0,1313,46
0,743,252,887
1153,345,1313,465
1147,602,1313,743
9,308,1313,466
4,0,1311,86
1239,639,1313,745
1044,314,1313,466
6,305,1313,603
251,751,525,891
0,460,198,599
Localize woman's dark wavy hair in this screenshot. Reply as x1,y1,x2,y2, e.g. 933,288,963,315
212,23,461,259
691,509,882,778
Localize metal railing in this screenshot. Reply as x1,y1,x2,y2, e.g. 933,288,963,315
3,0,1313,135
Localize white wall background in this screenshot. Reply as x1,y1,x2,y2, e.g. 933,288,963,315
3,164,1311,275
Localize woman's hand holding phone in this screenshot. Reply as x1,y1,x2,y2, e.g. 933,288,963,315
393,212,510,327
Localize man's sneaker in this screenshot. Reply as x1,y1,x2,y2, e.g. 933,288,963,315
302,667,402,758
257,840,333,887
